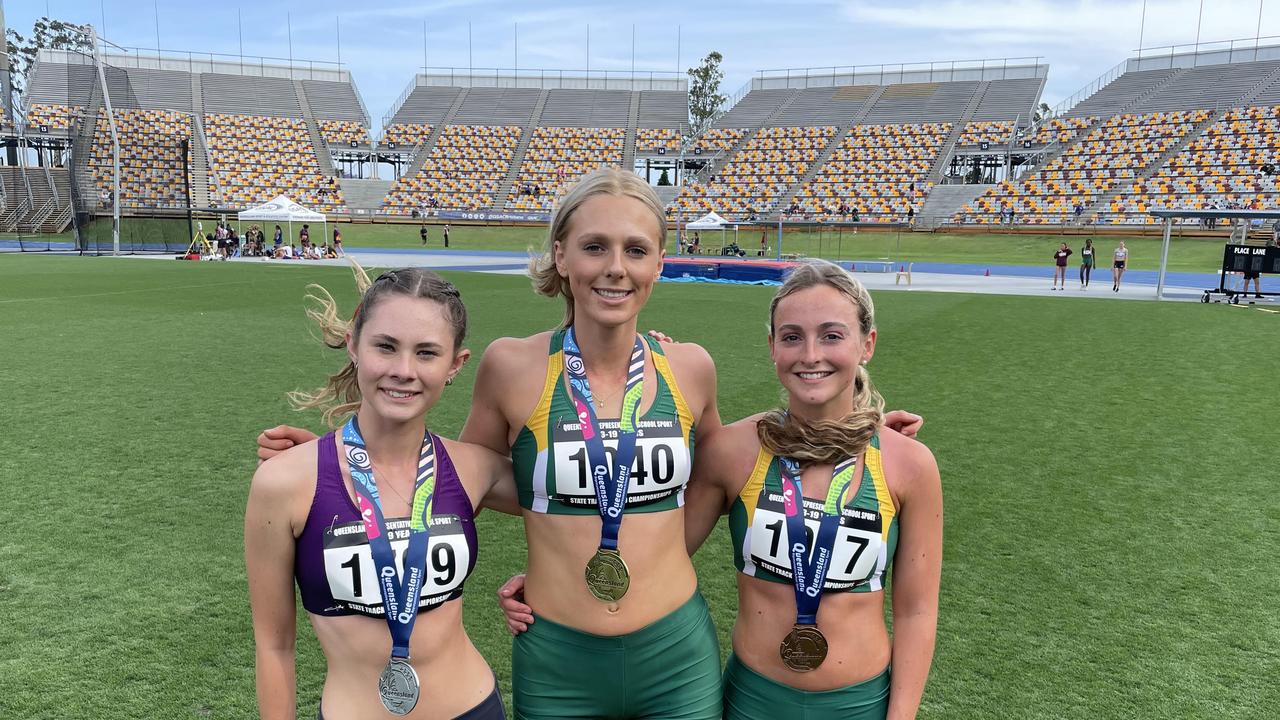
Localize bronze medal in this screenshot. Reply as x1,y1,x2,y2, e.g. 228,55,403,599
780,624,828,672
585,548,630,602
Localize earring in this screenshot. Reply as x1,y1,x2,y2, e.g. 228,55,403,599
445,377,453,386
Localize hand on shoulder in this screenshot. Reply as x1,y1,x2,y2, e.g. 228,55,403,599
877,426,940,503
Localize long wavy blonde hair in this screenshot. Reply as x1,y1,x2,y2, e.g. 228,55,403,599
756,260,885,465
528,167,667,328
288,263,468,427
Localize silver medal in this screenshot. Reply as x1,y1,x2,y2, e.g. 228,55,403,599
378,657,420,716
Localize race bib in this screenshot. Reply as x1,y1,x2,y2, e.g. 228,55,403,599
322,515,470,616
748,490,883,589
549,417,690,508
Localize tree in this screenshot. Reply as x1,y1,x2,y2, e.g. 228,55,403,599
7,17,94,110
687,51,727,138
657,169,670,186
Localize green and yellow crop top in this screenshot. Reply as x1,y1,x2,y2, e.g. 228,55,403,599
511,329,695,514
729,435,898,592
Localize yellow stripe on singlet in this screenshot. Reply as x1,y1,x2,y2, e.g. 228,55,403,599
651,349,694,444
866,443,896,541
739,448,773,523
526,349,563,453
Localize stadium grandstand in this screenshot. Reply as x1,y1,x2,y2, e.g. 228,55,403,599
950,42,1280,227
377,69,687,218
11,27,1280,253
16,45,369,245
672,58,1048,224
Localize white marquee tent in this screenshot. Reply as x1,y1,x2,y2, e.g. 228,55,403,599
684,211,738,252
237,195,327,251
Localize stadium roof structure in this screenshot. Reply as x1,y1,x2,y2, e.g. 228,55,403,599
750,56,1047,91
414,68,686,91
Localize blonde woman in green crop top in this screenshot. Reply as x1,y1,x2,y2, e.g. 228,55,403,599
467,168,728,719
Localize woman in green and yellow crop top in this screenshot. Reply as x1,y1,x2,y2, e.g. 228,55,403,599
682,260,943,720
464,167,726,719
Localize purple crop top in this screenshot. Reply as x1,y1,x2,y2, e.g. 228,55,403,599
294,432,479,617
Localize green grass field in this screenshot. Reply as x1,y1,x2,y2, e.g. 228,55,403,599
1,255,1277,719
65,215,1232,272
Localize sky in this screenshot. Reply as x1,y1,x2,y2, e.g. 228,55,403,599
9,0,1280,131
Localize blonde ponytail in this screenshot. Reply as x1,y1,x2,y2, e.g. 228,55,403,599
756,363,884,464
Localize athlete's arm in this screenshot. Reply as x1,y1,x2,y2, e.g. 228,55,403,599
884,435,943,720
684,423,735,556
459,338,519,455
245,455,304,720
686,417,762,556
459,441,519,516
256,424,320,464
461,339,526,514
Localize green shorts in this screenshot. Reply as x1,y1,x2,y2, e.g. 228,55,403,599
722,653,889,720
512,591,722,719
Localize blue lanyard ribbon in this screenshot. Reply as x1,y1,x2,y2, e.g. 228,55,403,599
342,417,437,659
778,455,859,626
562,328,645,552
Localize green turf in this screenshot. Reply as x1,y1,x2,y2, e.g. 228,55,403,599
0,255,1276,719
70,214,1232,272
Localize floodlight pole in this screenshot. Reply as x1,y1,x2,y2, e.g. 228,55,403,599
181,137,194,246
87,24,120,255
1157,217,1173,300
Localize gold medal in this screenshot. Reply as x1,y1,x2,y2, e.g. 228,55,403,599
585,548,630,602
780,624,828,672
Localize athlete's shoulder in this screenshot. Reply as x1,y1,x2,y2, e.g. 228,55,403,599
723,412,769,438
876,427,940,500
474,332,554,385
250,436,322,516
658,339,714,372
657,341,716,399
700,414,766,470
481,331,554,364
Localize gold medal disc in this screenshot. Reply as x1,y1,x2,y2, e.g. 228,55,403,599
584,548,630,602
780,625,829,672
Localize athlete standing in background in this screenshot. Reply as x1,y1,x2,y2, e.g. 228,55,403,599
1112,241,1128,292
1079,238,1095,289
1052,242,1072,291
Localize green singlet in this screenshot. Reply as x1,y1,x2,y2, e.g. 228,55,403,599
728,434,899,593
511,329,695,514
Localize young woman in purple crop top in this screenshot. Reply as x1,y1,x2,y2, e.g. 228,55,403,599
245,267,516,720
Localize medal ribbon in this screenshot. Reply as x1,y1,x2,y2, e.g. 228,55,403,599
779,455,859,626
562,328,645,552
342,417,437,659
